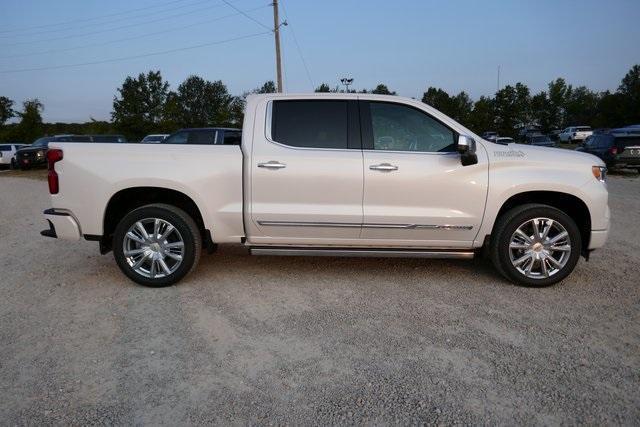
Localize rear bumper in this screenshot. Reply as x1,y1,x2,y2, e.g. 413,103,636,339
589,229,609,250
41,208,82,240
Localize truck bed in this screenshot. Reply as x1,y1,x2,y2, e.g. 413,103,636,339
50,142,244,241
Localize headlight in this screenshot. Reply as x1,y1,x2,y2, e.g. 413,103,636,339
36,150,44,157
592,165,607,182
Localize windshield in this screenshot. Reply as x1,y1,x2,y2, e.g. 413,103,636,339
142,135,165,142
31,137,53,147
533,136,551,142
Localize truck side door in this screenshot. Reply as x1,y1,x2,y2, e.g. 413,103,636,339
359,100,488,248
248,99,364,245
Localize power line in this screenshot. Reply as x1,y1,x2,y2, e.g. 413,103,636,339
0,0,214,39
221,0,272,31
279,0,314,90
0,0,195,34
0,1,244,48
0,31,271,74
0,5,271,60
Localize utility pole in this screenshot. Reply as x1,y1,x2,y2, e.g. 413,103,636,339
272,0,283,92
497,65,501,93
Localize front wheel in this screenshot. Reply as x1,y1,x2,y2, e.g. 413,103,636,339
113,204,202,287
490,204,581,287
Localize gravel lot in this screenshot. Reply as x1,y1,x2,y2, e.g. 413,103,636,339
1,171,639,425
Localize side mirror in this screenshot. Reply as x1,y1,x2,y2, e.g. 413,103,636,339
457,135,478,166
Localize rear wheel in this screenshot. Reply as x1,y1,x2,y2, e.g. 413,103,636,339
490,204,581,287
113,204,201,287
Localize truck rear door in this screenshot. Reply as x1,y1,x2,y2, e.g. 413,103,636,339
248,98,364,244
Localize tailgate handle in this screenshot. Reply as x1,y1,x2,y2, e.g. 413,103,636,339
258,161,286,169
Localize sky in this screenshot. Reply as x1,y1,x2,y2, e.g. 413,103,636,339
0,0,639,123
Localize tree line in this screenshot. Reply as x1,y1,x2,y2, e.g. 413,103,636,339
1,64,638,143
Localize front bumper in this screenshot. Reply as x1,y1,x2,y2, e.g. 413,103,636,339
41,208,82,240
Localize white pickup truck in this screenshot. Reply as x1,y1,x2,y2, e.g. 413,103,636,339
41,93,610,287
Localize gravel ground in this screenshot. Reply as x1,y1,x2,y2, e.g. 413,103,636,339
0,171,639,425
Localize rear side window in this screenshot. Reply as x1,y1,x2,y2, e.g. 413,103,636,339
271,100,348,149
0,145,11,151
576,127,591,131
223,130,242,145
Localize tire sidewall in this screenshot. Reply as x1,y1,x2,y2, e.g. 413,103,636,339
113,205,198,287
496,206,582,287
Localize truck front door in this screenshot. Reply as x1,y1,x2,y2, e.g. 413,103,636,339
359,100,488,248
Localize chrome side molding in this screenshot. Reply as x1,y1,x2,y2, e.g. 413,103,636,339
249,247,474,259
256,220,473,230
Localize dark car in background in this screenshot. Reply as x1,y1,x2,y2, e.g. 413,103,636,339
15,134,128,169
525,134,555,147
162,128,242,145
577,131,640,171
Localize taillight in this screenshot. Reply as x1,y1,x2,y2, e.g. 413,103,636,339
608,146,618,156
47,149,63,194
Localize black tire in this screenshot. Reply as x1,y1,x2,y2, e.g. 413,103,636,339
113,203,202,287
490,204,581,287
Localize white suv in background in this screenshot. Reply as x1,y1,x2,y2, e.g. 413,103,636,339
0,144,24,169
559,126,593,143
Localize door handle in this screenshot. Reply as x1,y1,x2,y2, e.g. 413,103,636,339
369,163,398,171
258,161,286,169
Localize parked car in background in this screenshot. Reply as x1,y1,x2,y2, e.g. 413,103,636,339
141,134,169,143
15,136,73,169
0,144,24,169
548,129,562,141
162,128,241,145
15,134,127,169
559,126,593,143
494,137,514,145
517,126,542,142
577,131,640,171
41,93,609,288
481,131,497,140
526,134,555,147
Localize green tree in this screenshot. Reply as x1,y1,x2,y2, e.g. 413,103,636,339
371,84,396,95
17,99,44,143
547,78,571,128
314,83,331,93
112,70,170,140
421,87,472,124
618,64,640,123
467,96,495,134
171,76,233,128
564,86,599,126
0,96,14,127
530,91,552,132
255,80,277,94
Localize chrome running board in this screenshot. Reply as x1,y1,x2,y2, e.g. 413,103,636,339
249,247,474,259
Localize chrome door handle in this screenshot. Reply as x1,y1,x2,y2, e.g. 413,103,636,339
369,163,398,171
258,161,286,169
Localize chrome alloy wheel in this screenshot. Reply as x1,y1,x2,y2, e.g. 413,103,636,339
508,217,572,279
122,218,185,279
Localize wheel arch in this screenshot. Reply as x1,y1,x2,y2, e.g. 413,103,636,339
490,191,592,254
101,186,209,253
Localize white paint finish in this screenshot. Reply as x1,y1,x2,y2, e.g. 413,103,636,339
361,150,488,245
244,96,364,243
49,143,243,242
46,93,609,253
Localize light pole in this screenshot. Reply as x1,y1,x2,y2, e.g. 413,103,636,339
340,77,353,93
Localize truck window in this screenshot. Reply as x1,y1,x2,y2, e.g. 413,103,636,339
223,130,241,145
271,100,348,149
365,102,456,152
